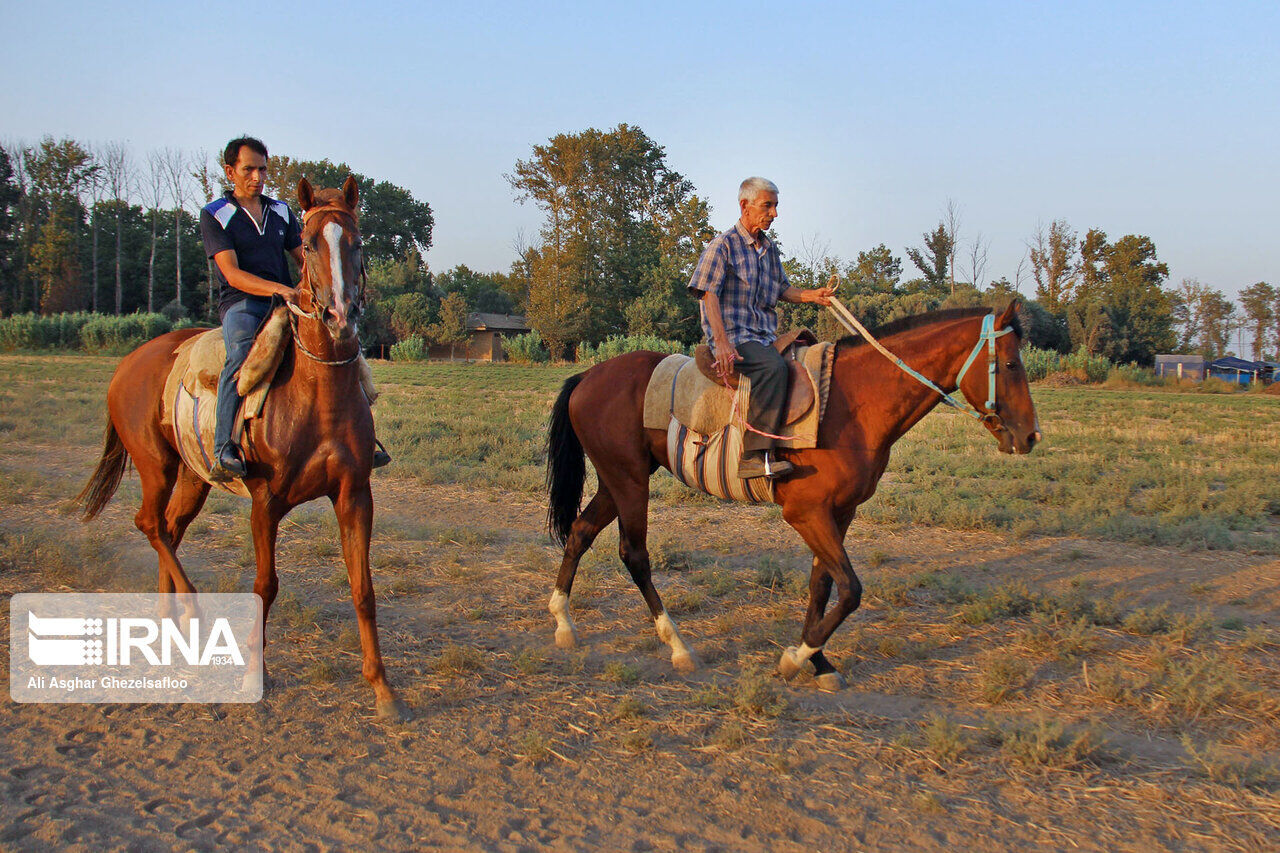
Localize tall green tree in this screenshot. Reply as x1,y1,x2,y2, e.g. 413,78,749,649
1029,219,1078,313
905,224,953,297
1237,282,1275,361
431,291,471,360
0,147,22,313
507,124,710,347
267,156,434,264
1100,234,1173,364
23,137,96,313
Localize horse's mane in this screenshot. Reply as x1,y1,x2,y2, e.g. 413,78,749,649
835,305,1021,351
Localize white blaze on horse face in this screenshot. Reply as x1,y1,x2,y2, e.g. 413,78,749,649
322,222,348,325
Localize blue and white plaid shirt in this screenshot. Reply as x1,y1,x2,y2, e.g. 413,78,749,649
688,223,789,354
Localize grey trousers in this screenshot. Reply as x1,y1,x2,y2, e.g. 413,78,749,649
735,340,790,453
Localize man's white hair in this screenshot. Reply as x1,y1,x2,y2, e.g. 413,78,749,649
738,177,779,202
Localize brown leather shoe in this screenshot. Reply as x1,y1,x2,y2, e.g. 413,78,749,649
737,451,794,480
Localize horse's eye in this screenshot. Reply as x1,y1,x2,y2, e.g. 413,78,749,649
1005,361,1017,370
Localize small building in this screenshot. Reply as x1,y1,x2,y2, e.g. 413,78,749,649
426,313,529,362
1207,356,1273,386
1154,354,1205,381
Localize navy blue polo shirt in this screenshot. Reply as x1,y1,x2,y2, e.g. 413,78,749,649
200,190,302,318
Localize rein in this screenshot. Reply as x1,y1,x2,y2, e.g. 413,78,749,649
825,297,1013,423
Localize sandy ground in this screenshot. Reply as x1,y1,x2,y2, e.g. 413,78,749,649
1,445,1278,852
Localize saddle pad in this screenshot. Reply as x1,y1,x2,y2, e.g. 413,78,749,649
170,382,252,498
666,420,774,504
159,315,290,497
644,343,833,450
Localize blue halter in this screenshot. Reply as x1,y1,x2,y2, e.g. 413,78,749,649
864,313,1014,422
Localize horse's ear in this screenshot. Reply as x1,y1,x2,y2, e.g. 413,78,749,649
342,175,360,214
297,178,315,212
997,299,1020,328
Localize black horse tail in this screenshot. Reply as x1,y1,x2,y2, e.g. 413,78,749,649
546,372,587,545
77,419,129,521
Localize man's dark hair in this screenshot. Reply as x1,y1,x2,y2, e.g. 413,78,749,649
223,137,269,167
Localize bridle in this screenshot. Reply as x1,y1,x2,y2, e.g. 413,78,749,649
288,204,367,366
827,297,1015,428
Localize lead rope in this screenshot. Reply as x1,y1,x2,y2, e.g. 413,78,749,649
824,296,1009,421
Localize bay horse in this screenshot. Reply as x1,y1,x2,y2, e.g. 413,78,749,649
77,176,409,720
545,302,1040,689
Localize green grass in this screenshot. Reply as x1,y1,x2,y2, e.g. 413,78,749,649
2,355,1278,552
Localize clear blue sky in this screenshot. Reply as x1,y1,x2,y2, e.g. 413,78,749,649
3,1,1275,300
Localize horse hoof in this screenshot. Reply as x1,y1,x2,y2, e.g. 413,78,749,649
815,671,846,693
777,647,814,681
376,698,412,722
672,651,700,674
554,627,578,649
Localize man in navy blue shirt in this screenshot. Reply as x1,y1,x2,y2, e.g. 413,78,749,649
200,136,389,480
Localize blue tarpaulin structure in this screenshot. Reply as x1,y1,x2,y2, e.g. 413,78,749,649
1207,356,1274,385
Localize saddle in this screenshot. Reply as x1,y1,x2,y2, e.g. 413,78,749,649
643,331,835,450
159,307,294,496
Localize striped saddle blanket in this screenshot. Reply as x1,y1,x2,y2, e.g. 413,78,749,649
159,309,292,497
646,343,835,503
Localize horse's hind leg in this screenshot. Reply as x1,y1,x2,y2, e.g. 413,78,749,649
549,488,618,648
165,467,211,552
134,455,200,621
607,471,699,674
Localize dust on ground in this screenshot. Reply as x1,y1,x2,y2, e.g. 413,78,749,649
1,445,1278,852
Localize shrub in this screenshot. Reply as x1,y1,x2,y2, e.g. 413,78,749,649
79,313,172,353
389,334,427,361
576,334,689,365
503,330,550,364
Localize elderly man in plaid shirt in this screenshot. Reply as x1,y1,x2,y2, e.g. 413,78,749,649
688,177,835,479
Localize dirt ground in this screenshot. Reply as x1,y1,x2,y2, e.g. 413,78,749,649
2,443,1278,852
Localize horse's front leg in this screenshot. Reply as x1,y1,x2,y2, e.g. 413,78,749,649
333,480,409,722
246,495,287,691
779,507,862,692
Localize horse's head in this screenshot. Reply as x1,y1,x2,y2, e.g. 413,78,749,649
955,301,1041,455
296,176,364,344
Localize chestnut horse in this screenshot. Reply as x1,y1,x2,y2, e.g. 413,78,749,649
545,302,1040,689
77,177,408,720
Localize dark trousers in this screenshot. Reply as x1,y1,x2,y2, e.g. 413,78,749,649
735,340,790,453
214,297,272,456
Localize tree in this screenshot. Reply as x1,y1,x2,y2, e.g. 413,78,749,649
1171,278,1209,351
846,244,902,295
191,150,223,313
23,137,96,312
943,199,961,294
99,142,135,314
1237,282,1275,361
29,208,81,312
905,224,953,297
507,124,708,346
1100,234,1172,364
0,147,21,313
266,156,434,264
1195,289,1235,358
143,151,168,312
159,148,193,313
431,291,470,360
1028,219,1078,313
963,231,989,291
436,264,515,314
